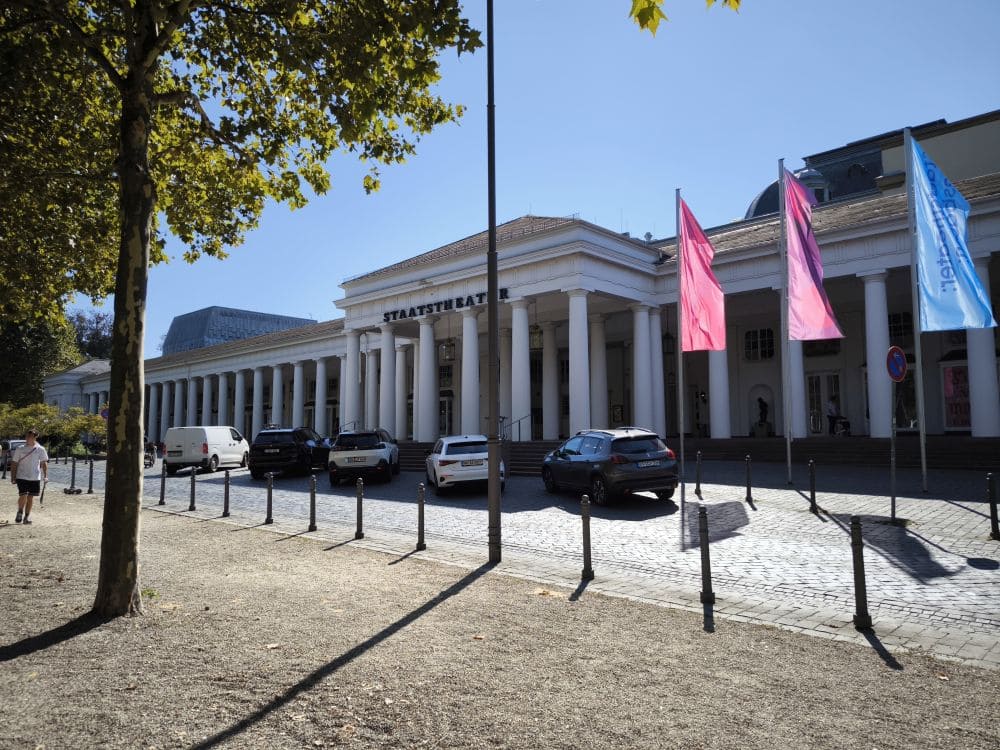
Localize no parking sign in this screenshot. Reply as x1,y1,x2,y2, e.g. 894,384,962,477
886,346,907,383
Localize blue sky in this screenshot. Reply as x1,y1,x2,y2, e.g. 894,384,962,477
76,0,1000,354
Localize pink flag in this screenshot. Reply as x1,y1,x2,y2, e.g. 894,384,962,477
783,169,844,340
679,198,726,352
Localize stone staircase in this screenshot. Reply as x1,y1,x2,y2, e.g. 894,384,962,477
398,435,1000,476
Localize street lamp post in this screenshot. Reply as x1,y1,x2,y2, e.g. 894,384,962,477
486,0,502,563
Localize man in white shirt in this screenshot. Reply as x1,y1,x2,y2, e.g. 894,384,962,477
11,428,48,525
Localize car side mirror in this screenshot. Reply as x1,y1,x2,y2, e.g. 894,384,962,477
377,442,386,450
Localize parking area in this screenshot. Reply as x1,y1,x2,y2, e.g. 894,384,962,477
40,454,1000,668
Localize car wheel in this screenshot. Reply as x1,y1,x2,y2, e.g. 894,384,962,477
590,475,609,506
207,455,219,473
657,489,675,502
329,471,338,488
241,452,248,468
425,470,434,488
542,467,559,494
166,465,178,476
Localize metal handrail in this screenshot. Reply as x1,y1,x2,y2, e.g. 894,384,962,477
508,413,531,442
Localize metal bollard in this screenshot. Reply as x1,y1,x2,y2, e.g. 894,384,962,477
189,469,196,511
308,475,317,532
698,504,715,605
809,459,817,513
158,461,166,505
744,455,753,503
850,515,873,630
354,477,365,539
265,473,274,524
988,473,999,541
223,470,231,518
580,494,594,580
416,482,427,551
87,459,94,494
70,457,78,488
695,451,702,497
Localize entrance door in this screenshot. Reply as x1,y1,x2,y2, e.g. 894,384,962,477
807,372,841,435
439,396,453,437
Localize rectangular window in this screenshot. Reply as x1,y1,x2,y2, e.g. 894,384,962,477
744,328,775,361
888,312,913,341
439,365,453,388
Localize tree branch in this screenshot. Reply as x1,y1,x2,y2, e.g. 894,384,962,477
153,88,248,160
140,0,199,75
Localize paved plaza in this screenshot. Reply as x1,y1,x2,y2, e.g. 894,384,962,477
40,454,1000,669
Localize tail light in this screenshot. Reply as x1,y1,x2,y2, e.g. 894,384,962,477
438,460,458,467
610,454,629,465
665,448,676,458
201,443,208,454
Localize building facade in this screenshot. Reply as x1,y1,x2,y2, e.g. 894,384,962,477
46,112,1000,444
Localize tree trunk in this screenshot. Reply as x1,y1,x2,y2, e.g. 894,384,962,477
93,20,157,618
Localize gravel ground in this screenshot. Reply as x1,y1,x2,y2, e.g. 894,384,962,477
2,490,999,750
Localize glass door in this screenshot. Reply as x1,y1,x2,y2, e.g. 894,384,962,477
807,371,841,435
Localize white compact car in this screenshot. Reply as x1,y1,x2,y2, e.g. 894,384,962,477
425,434,505,495
327,429,400,486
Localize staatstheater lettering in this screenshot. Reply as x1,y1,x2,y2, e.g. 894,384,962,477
383,288,509,323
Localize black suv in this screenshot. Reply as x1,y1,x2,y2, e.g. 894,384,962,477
248,427,332,479
541,427,678,505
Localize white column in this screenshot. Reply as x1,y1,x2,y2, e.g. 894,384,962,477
452,346,462,437
418,317,438,442
499,328,512,429
708,350,732,438
788,340,807,438
292,361,305,428
589,314,608,429
510,300,532,441
461,310,480,435
968,257,1000,436
541,322,559,440
252,367,265,439
395,345,408,440
234,370,246,436
201,375,213,426
159,383,171,437
187,378,198,426
365,350,379,429
337,355,347,431
218,372,229,427
568,290,591,434
412,341,421,439
314,358,328,436
173,380,184,428
861,272,892,438
632,304,652,429
344,331,361,430
649,308,667,438
147,383,160,443
380,326,397,437
271,365,284,426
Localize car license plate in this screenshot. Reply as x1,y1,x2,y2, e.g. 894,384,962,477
637,460,658,468
347,456,366,463
461,459,484,467
264,448,280,454
167,450,181,457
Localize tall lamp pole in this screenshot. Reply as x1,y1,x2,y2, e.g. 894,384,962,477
486,0,502,563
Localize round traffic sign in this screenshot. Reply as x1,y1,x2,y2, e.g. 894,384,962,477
886,346,907,383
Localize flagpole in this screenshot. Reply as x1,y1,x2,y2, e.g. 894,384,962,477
675,188,686,503
778,159,792,485
903,127,929,493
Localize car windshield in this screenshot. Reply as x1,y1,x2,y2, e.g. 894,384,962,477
444,441,487,456
612,436,666,454
256,432,294,444
336,433,379,449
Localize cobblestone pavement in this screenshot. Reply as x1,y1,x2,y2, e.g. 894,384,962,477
40,454,1000,669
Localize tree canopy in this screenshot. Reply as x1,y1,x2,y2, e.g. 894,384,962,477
0,316,82,407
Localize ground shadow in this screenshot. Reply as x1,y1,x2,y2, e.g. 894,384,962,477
822,513,956,583
190,563,496,749
682,501,751,551
0,612,111,662
569,578,590,602
861,629,903,670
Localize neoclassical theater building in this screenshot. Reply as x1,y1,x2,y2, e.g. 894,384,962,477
46,110,1000,444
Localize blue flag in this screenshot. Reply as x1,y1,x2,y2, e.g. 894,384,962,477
911,137,997,331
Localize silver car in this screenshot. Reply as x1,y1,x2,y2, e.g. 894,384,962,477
425,435,505,495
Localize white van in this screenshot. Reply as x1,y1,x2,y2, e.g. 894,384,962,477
163,426,249,475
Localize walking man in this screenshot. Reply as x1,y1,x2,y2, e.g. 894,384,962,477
11,428,48,524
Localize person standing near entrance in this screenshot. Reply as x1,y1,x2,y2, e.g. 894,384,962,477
10,428,48,524
826,396,840,436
